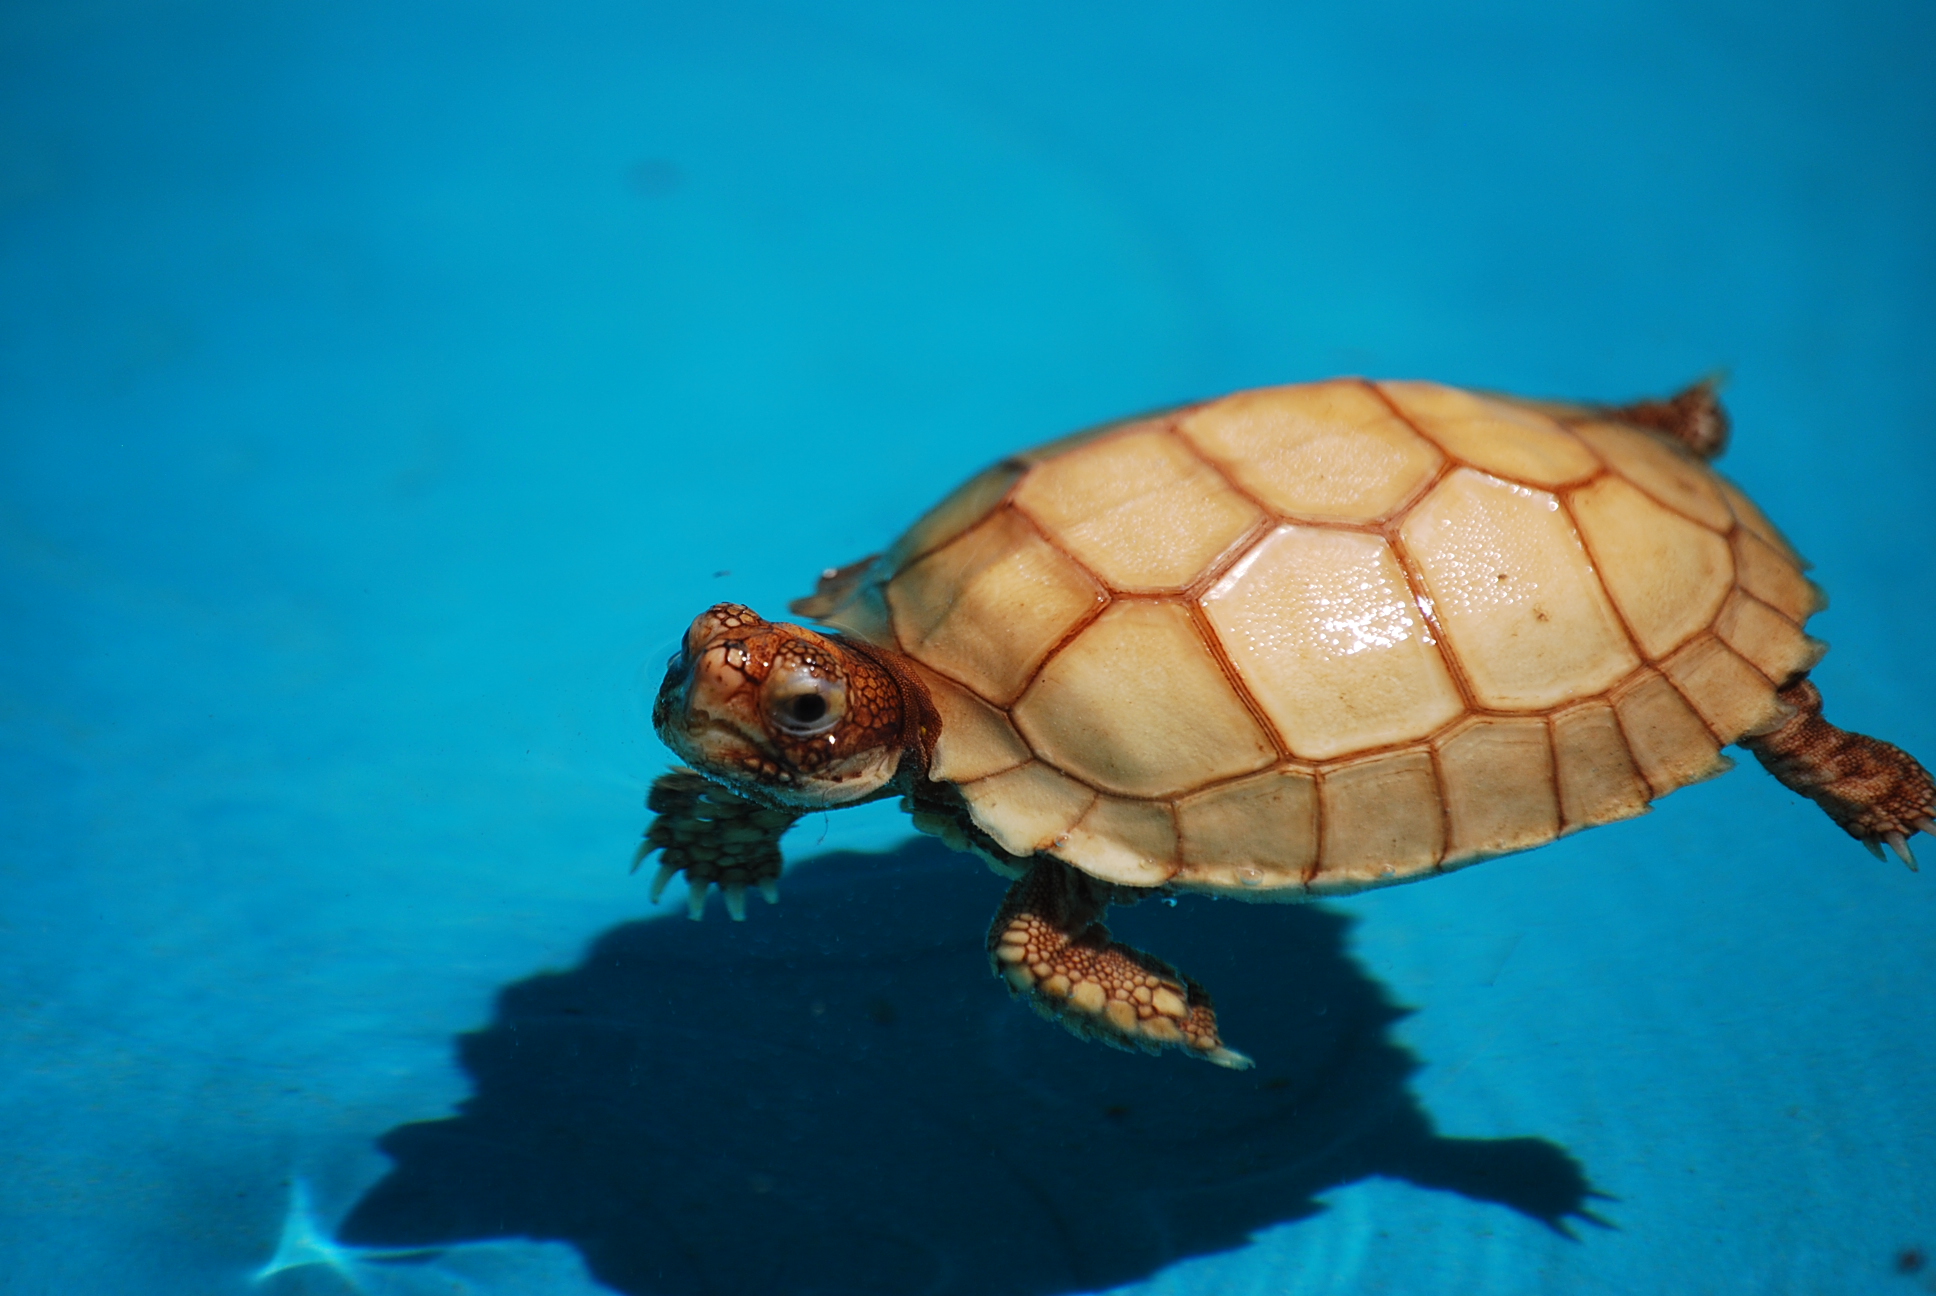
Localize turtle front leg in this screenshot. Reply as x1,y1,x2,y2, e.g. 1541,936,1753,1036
1743,678,1936,869
988,858,1252,1070
634,768,800,920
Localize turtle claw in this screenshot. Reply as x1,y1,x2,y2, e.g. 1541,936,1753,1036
1884,831,1918,872
1863,838,1886,861
1204,1046,1256,1071
648,862,680,904
659,865,773,920
637,768,799,923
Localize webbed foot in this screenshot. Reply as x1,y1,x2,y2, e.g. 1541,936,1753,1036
1744,679,1936,870
635,768,799,919
988,858,1252,1069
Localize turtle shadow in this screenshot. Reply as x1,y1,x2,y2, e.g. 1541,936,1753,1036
339,837,1600,1295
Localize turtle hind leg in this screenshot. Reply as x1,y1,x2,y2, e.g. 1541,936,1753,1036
988,858,1252,1070
635,768,800,919
1608,378,1730,460
1742,678,1936,869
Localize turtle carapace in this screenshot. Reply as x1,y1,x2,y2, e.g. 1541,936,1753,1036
642,379,1936,1067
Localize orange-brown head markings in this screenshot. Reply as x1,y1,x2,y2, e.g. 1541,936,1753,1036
653,603,929,809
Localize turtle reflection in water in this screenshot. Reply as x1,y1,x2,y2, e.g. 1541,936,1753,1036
642,379,1936,1066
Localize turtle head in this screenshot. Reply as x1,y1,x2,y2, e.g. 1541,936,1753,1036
653,603,920,810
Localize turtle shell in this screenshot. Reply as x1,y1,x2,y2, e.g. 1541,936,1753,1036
798,380,1826,898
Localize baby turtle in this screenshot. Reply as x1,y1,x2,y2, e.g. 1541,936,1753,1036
641,379,1934,1068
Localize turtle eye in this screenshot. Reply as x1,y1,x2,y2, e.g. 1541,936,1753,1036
765,666,847,738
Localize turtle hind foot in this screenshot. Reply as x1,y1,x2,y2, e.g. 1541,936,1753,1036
987,858,1253,1070
1743,679,1936,870
1608,378,1730,460
636,768,799,919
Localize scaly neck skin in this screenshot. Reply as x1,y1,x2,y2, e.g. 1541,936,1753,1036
841,634,941,781
653,603,937,812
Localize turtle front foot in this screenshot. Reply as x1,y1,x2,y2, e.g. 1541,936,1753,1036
1744,679,1936,870
988,859,1252,1069
635,768,800,919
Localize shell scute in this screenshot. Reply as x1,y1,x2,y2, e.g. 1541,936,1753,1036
1717,475,1808,568
1013,409,1171,466
958,760,1096,856
1610,668,1732,797
1550,699,1652,831
1314,750,1444,891
1714,589,1825,686
1200,524,1463,759
884,458,1027,571
913,664,1031,784
1010,600,1276,798
1571,419,1734,531
1056,796,1180,886
1435,716,1561,864
1011,425,1262,592
1732,528,1827,624
1379,380,1601,488
1401,467,1638,710
1173,767,1318,896
886,506,1104,705
1178,381,1442,522
1567,474,1734,660
1659,634,1792,739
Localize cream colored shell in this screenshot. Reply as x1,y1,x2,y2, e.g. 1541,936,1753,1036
813,380,1826,899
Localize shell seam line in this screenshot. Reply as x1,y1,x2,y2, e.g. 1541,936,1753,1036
1160,419,1280,521
1366,376,1613,495
1160,800,1182,881
1594,457,1738,534
1712,604,1786,690
894,458,1031,572
1545,712,1580,834
1427,743,1454,873
1556,489,1658,674
996,503,1112,702
1729,583,1811,634
1181,598,1293,762
890,501,1014,654
1181,515,1278,602
1606,672,1678,800
1381,526,1481,713
1052,786,1103,854
1731,527,1829,621
1162,407,1452,534
984,702,1635,808
1660,633,1757,747
1305,764,1328,885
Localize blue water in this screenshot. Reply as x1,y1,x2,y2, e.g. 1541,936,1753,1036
4,2,1933,1292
